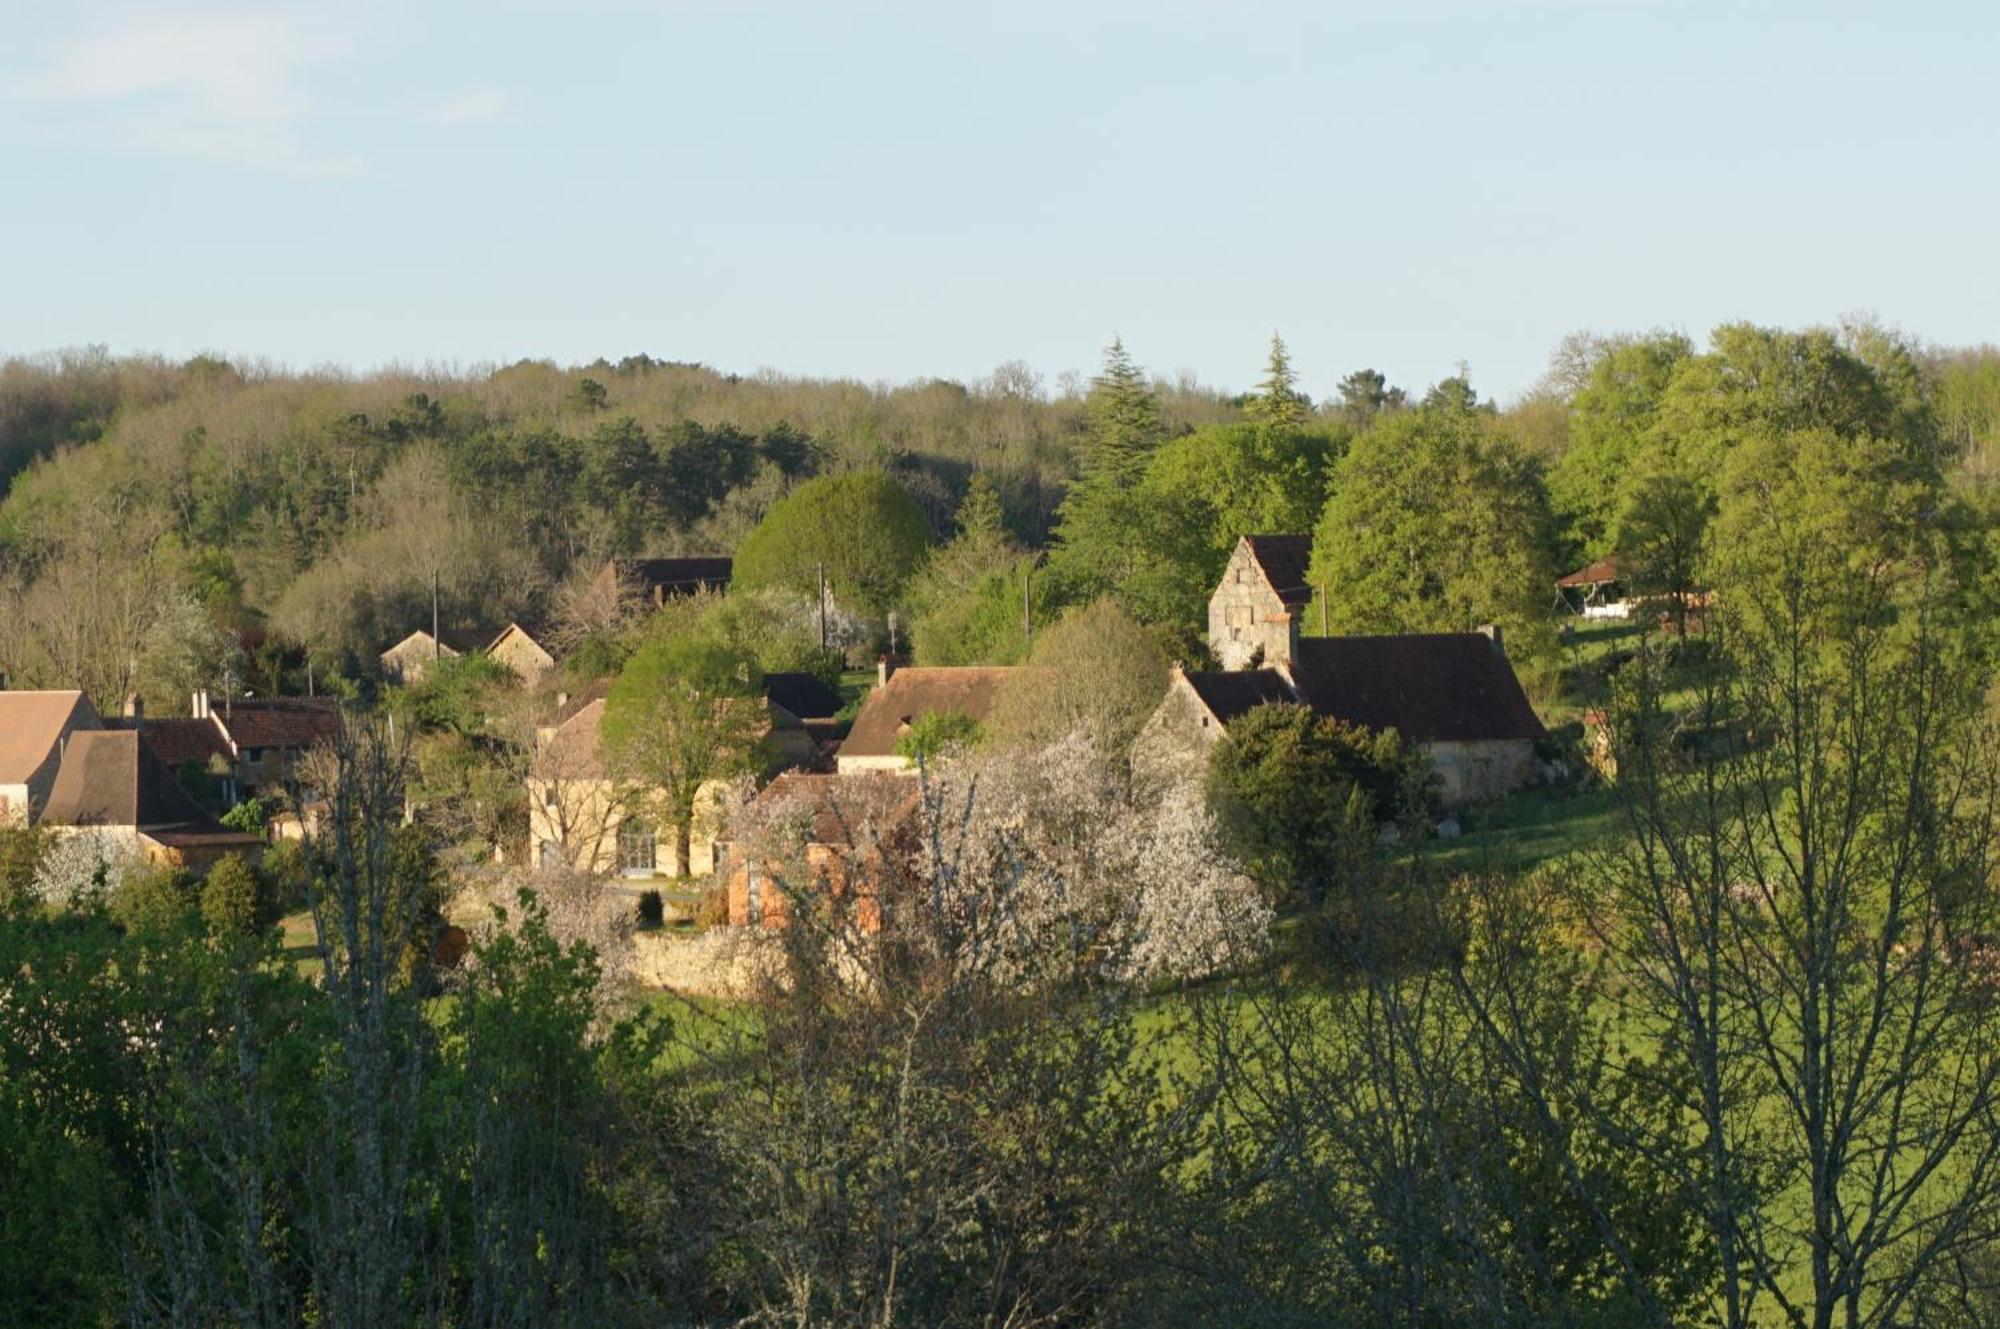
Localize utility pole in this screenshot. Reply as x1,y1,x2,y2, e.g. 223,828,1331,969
431,569,441,661
1023,560,1034,648
816,562,828,654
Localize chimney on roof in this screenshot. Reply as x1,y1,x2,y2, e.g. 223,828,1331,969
123,694,143,725
878,654,899,687
1477,623,1506,657
192,688,210,719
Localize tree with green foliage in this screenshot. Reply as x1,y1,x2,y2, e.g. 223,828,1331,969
0,825,45,914
1615,466,1714,636
732,470,934,617
602,637,766,875
1546,332,1693,557
1205,704,1426,906
1332,366,1404,430
220,795,267,834
892,709,983,762
1141,422,1340,554
1077,336,1164,485
199,852,262,936
985,597,1171,759
906,475,1047,666
1310,383,1559,683
1244,332,1310,430
109,864,196,936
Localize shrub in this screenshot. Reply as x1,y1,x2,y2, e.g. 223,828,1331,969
109,866,195,936
637,889,664,927
695,886,730,929
893,710,981,762
260,840,313,917
220,798,267,835
200,853,262,936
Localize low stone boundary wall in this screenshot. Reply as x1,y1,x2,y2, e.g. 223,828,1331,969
629,928,777,997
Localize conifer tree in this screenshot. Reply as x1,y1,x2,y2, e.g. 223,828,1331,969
954,471,1007,548
1079,337,1163,485
1246,332,1310,430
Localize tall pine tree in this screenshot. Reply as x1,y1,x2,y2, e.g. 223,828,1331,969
1245,333,1310,430
1079,337,1164,485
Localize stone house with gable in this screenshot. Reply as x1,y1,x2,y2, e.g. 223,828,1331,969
525,671,844,877
39,728,264,869
834,664,1017,774
1211,534,1315,670
1137,534,1546,807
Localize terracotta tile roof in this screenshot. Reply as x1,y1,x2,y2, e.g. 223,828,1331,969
1244,534,1316,606
41,729,256,846
213,698,342,751
1556,555,1625,589
0,690,96,784
1291,634,1545,743
1182,668,1298,724
744,771,923,846
627,557,732,597
139,717,230,770
840,667,1017,759
763,671,842,721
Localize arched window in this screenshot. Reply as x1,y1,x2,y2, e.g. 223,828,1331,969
617,819,656,876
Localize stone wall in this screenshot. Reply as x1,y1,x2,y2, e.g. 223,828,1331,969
1426,738,1538,807
629,928,780,997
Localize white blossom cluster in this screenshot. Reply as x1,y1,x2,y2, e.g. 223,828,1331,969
906,733,1270,984
33,831,141,909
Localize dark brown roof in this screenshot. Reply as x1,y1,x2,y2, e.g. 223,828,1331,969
551,678,613,727
439,626,502,654
1291,635,1545,743
1182,669,1298,724
627,557,732,597
139,717,230,770
1244,534,1315,606
1556,555,1625,589
840,667,1016,759
763,671,842,721
41,730,256,844
214,698,342,752
746,771,922,846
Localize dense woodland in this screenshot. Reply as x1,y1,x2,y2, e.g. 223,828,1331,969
7,324,1997,715
12,324,2000,1326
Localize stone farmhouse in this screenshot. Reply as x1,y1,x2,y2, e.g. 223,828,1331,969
0,689,101,825
380,626,505,687
380,622,558,687
2,687,339,833
526,671,844,878
835,664,1016,774
38,728,264,869
1137,534,1546,807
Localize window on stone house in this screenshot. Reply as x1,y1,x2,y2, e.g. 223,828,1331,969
617,819,656,876
746,863,763,924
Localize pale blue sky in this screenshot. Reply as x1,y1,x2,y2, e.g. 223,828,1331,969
3,1,1995,402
